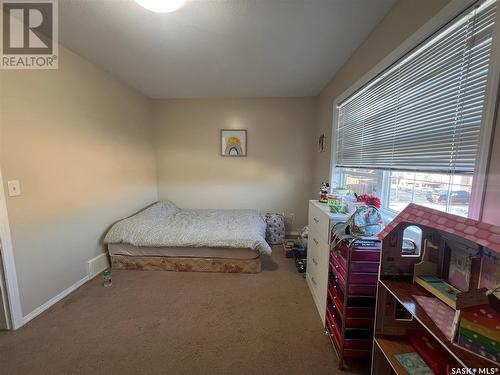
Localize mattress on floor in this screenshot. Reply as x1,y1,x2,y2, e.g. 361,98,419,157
108,243,259,260
103,201,272,255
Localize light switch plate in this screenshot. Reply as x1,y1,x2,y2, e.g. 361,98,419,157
7,180,21,197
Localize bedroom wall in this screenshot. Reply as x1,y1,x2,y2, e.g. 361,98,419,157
0,46,158,316
311,0,451,194
152,98,316,231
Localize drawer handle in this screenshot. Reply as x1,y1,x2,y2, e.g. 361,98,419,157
313,238,318,245
312,258,318,265
311,277,317,285
313,217,319,224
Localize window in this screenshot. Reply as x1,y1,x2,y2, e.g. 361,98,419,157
335,167,474,217
332,0,497,218
332,168,383,197
388,171,472,216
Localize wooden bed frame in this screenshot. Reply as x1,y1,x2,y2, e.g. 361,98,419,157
111,254,261,273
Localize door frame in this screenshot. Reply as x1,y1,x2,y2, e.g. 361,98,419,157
0,166,23,329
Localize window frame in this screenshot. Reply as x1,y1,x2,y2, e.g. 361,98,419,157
329,0,500,221
334,167,473,218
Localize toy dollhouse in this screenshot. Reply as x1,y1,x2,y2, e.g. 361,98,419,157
372,204,500,374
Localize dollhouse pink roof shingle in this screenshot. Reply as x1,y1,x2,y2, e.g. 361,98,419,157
378,203,500,254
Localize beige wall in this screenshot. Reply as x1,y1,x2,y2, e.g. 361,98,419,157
312,0,451,193
0,46,158,316
152,98,316,231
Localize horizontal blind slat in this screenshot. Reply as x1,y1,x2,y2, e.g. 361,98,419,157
336,0,496,174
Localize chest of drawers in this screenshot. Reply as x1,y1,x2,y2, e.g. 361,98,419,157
306,200,348,322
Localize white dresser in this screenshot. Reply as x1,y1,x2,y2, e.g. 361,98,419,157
306,200,348,322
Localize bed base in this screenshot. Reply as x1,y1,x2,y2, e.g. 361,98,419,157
110,254,261,273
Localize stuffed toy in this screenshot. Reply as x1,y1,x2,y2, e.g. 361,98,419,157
319,182,330,203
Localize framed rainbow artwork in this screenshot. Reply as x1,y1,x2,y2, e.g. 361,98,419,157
220,129,247,157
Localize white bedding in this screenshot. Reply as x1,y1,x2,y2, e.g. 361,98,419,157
104,201,272,255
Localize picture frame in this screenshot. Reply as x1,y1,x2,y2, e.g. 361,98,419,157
220,129,247,157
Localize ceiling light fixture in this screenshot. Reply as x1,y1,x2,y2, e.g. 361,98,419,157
135,0,186,13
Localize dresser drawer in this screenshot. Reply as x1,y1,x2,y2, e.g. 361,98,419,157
306,236,318,280
308,236,321,270
307,228,329,321
308,203,330,243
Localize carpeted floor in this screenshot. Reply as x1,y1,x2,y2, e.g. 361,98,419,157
0,247,363,374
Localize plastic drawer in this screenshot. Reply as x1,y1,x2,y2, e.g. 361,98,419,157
347,283,377,296
330,262,347,289
338,241,381,262
350,261,379,273
349,272,378,284
350,249,381,262
345,328,373,340
343,348,372,358
331,250,347,270
347,295,376,308
345,317,375,328
326,318,342,352
345,306,376,319
330,253,347,280
326,309,342,344
329,274,345,297
328,282,344,317
343,338,373,350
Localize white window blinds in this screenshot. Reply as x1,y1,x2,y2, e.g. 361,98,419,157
336,0,497,174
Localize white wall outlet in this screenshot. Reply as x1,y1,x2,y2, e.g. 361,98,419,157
7,180,21,197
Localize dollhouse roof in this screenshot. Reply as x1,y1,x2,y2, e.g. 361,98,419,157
378,203,500,254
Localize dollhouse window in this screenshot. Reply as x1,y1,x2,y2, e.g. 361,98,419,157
402,226,422,257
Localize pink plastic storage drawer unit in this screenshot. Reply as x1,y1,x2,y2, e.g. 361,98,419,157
348,272,378,284
349,260,379,273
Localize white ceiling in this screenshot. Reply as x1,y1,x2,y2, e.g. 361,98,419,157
59,0,396,99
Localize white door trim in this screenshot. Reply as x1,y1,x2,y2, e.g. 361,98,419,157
0,167,23,329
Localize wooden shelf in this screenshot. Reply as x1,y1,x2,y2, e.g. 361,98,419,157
380,279,494,369
374,334,415,375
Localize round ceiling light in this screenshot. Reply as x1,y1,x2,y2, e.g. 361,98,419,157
135,0,186,13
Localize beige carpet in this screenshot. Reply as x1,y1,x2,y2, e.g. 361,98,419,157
0,247,363,375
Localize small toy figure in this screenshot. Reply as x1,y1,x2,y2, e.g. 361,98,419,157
319,182,330,203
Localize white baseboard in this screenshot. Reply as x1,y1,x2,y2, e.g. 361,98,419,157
22,275,89,325
87,253,110,279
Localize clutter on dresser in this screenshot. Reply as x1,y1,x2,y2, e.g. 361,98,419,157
319,182,330,203
331,205,385,241
372,203,500,374
326,187,351,214
355,194,381,209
